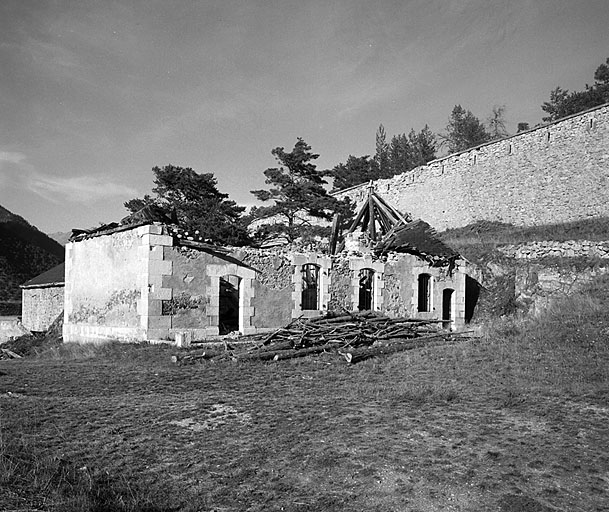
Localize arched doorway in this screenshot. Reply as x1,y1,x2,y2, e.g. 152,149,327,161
358,268,374,311
442,288,454,330
219,275,241,334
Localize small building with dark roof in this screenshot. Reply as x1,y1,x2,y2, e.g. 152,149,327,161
20,262,65,332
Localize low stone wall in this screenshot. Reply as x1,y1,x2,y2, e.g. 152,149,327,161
498,240,609,259
514,264,609,316
0,316,30,343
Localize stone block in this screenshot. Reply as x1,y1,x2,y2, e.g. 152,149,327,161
150,288,172,301
147,315,171,329
142,234,174,247
149,245,165,260
149,260,172,276
291,254,307,266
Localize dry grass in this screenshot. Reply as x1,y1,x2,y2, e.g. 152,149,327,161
439,217,609,262
2,276,609,512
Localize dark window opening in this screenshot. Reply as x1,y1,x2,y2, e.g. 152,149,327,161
358,269,374,311
301,264,320,310
219,275,240,334
418,274,431,312
442,288,454,329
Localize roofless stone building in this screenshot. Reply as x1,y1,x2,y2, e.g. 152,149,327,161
61,193,477,344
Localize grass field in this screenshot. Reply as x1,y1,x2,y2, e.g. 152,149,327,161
2,276,609,511
2,220,609,511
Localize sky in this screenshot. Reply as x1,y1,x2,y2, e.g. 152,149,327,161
1,0,608,234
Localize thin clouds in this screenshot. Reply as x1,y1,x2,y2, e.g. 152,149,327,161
28,174,137,204
0,151,136,204
0,151,26,165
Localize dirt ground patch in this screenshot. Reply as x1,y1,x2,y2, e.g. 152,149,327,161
1,341,608,511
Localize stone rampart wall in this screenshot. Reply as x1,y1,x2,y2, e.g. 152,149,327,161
335,104,609,231
499,240,609,259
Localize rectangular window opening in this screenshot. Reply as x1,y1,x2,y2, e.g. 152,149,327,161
418,274,431,312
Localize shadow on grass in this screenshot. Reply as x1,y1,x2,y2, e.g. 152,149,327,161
0,434,174,512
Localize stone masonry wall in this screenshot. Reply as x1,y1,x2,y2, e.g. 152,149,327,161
335,104,609,231
499,240,609,259
22,286,64,332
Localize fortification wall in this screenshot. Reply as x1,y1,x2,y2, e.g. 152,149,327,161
336,104,609,231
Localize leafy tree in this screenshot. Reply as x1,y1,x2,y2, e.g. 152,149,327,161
442,105,491,153
125,165,249,246
517,122,530,132
487,105,509,140
251,138,353,241
330,155,377,191
542,57,609,122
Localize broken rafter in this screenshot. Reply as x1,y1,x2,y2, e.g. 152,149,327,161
346,184,411,242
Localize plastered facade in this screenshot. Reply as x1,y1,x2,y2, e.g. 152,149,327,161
335,104,609,231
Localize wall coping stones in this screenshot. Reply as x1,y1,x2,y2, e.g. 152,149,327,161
498,240,609,259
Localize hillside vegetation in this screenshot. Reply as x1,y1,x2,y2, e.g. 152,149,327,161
0,205,64,314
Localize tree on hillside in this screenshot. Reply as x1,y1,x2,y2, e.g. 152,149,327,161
374,124,391,179
330,155,377,191
329,125,436,191
442,105,491,153
542,57,609,122
388,126,437,176
250,138,353,241
487,105,509,140
125,165,249,246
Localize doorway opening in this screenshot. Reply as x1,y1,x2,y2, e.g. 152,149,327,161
219,275,241,334
301,264,320,310
442,288,454,330
358,268,374,311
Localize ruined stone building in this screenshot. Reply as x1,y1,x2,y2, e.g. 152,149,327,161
20,103,608,342
61,194,478,344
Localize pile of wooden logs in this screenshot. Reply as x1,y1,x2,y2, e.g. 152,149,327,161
172,311,467,365
0,348,22,360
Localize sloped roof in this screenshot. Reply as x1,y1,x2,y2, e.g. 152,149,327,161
374,219,459,266
21,262,65,288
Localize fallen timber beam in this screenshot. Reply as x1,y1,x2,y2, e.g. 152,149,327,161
342,331,475,364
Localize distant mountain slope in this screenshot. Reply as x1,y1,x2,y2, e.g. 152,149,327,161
0,205,64,313
48,231,71,246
